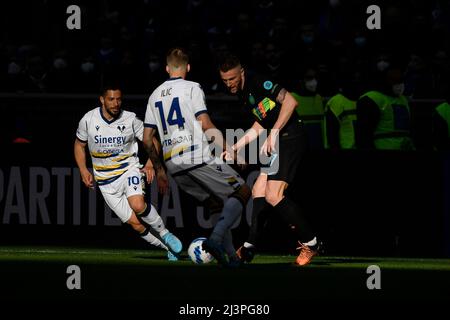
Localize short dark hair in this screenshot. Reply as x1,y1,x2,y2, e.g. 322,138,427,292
100,81,122,96
219,54,241,72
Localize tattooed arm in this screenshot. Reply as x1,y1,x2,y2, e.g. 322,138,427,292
142,127,163,172
260,88,298,156
272,88,298,132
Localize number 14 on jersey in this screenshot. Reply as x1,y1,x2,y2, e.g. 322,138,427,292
155,97,185,135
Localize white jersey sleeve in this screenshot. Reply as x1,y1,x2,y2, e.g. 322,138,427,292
76,112,91,142
133,116,144,141
191,84,208,118
144,99,158,130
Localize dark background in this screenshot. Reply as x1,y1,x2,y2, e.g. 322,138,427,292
1,0,449,97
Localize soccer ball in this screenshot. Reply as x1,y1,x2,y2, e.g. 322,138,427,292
188,237,214,264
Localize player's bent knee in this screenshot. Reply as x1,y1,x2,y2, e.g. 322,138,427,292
230,184,251,206
131,202,147,215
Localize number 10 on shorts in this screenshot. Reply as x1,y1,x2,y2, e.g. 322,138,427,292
128,176,140,186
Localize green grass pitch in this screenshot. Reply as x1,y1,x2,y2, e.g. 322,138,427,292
1,246,449,306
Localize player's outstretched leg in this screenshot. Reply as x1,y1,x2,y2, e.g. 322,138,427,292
161,232,183,255
127,207,181,261
237,196,269,263
140,227,181,261
206,186,250,266
137,203,183,255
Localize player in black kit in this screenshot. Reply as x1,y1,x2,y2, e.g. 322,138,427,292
219,54,320,266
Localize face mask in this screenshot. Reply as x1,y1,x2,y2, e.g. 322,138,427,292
148,61,160,72
305,78,318,92
354,36,367,47
392,83,405,96
53,58,67,70
81,61,94,73
377,60,390,72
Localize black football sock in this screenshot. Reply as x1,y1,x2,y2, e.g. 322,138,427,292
273,196,315,243
247,197,270,246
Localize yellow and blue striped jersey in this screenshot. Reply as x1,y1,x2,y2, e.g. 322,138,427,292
76,107,143,188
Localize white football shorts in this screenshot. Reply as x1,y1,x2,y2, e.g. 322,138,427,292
99,166,145,223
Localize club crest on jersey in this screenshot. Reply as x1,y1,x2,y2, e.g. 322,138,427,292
117,125,126,133
263,81,273,90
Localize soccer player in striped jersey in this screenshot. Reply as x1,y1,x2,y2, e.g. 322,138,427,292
143,48,251,267
74,84,182,260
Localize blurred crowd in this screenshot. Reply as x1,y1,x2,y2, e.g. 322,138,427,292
0,0,449,98
2,0,450,150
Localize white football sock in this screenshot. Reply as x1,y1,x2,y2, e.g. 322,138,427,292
304,237,317,247
138,204,168,237
141,228,168,250
243,242,255,249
